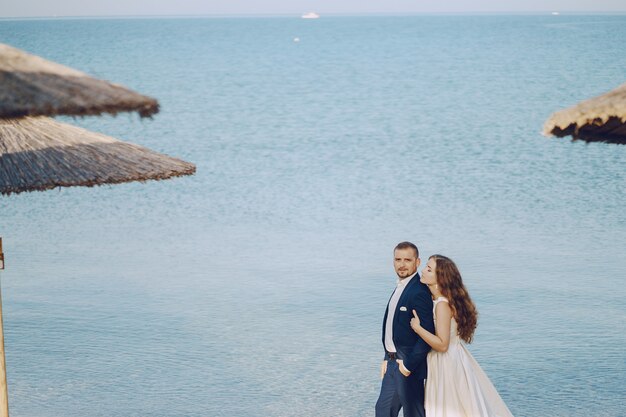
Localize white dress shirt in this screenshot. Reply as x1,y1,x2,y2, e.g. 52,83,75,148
384,272,417,353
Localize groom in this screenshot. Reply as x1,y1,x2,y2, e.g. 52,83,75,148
375,241,435,417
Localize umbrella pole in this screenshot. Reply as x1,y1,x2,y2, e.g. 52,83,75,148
0,280,8,417
0,238,8,417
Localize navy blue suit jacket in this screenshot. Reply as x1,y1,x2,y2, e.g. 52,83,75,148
382,274,435,380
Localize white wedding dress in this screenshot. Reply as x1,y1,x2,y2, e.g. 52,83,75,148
425,297,515,417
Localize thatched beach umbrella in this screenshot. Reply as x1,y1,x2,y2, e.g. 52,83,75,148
0,117,195,195
0,117,195,415
0,43,159,119
543,82,626,144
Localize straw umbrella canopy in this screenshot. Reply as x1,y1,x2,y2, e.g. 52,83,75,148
0,43,159,119
543,82,626,144
0,116,195,195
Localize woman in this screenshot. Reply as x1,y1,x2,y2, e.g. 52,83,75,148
410,255,514,417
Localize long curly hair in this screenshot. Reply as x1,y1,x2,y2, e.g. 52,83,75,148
430,255,478,343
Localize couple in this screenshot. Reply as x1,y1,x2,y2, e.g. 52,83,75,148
375,241,514,417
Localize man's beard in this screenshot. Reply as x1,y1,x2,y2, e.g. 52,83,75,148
396,270,413,279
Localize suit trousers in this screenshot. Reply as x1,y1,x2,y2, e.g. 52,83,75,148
375,358,425,417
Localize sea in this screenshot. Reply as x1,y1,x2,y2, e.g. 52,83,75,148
0,14,624,417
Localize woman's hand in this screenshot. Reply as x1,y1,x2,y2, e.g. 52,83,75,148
410,309,421,332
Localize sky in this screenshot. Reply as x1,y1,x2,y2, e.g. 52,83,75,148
1,0,626,18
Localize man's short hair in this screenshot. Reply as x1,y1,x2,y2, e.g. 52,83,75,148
394,241,419,258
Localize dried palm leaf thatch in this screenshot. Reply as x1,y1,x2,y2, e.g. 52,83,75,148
0,43,159,118
543,82,626,144
0,117,195,195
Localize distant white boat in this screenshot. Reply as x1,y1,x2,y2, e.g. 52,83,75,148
551,11,560,15
301,12,320,19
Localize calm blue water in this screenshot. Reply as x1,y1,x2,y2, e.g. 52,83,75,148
0,15,625,417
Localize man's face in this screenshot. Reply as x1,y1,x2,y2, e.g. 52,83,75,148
394,248,420,279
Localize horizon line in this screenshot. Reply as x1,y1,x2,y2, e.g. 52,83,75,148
1,10,626,21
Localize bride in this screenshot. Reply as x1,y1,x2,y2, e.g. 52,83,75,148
410,255,515,417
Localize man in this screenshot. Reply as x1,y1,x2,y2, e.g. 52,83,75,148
375,241,435,417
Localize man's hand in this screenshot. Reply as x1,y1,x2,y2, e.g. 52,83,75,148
396,359,411,377
380,360,387,379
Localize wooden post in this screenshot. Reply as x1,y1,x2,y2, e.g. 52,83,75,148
0,237,9,417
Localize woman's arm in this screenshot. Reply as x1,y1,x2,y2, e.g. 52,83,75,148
401,287,434,374
411,302,452,352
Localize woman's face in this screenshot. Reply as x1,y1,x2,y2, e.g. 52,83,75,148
420,258,438,287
